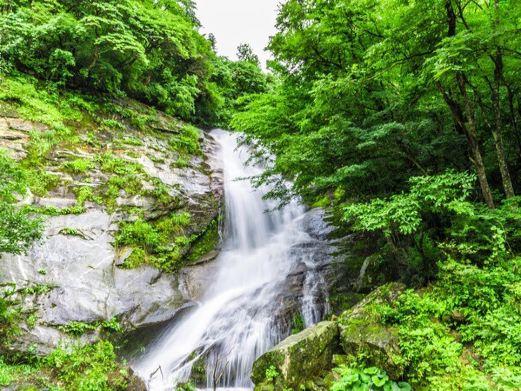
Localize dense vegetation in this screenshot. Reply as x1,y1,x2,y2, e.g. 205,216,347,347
1,0,521,389
0,0,267,126
232,0,521,389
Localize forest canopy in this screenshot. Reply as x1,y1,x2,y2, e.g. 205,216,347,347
233,0,521,207
1,0,521,389
0,0,267,126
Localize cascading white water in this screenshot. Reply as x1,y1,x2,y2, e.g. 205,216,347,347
133,130,330,390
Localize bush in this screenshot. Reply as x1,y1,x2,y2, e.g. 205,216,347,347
375,257,521,389
0,0,223,123
45,341,128,391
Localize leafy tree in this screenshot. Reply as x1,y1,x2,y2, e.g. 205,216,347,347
233,0,521,208
237,43,260,66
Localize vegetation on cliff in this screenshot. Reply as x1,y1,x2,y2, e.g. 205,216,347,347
0,0,267,127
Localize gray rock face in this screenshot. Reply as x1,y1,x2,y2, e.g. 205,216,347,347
0,124,224,354
298,208,334,240
0,117,48,159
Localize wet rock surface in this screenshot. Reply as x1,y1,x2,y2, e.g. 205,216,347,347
338,282,405,379
0,112,224,354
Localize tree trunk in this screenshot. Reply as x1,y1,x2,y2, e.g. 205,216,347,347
457,74,496,208
505,84,521,161
490,0,515,197
439,0,495,207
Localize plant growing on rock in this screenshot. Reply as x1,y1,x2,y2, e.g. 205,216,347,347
265,365,279,382
0,152,43,254
115,212,193,271
330,366,410,391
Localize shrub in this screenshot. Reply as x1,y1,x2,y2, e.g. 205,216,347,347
62,158,95,174
45,341,128,391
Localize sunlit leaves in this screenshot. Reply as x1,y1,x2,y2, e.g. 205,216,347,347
0,0,219,121
343,171,476,236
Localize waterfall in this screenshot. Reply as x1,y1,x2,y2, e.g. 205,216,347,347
133,130,330,390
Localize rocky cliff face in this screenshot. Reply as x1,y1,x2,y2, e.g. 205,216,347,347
0,100,224,355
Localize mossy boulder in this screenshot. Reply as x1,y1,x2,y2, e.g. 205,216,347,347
338,282,405,378
252,321,339,389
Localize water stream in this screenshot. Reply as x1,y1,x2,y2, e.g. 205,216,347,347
133,130,330,390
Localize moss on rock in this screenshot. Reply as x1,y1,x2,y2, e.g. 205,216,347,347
185,213,222,265
338,283,405,379
252,321,339,389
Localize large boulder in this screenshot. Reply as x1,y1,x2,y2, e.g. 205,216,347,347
338,283,405,378
252,321,339,389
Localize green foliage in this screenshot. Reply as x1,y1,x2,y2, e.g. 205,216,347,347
185,216,220,264
0,1,201,121
330,366,410,391
233,0,520,207
19,283,54,295
0,295,21,347
168,124,202,156
0,151,43,254
265,365,279,383
373,256,521,389
0,358,36,388
115,212,192,271
291,313,305,335
176,383,196,391
44,341,128,391
208,54,269,126
0,1,267,125
101,317,122,333
117,219,162,253
62,158,95,175
0,203,43,254
59,317,122,336
0,76,81,129
0,340,130,390
344,171,475,236
58,228,81,237
58,321,97,337
97,153,141,176
231,1,521,389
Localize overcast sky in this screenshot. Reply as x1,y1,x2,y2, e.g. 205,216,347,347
195,0,281,67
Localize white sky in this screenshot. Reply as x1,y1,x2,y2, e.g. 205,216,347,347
195,0,281,68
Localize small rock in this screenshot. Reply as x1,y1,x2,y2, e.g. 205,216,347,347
7,118,48,132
